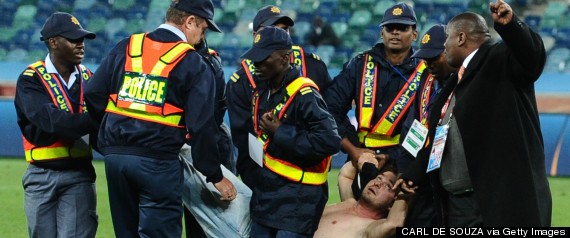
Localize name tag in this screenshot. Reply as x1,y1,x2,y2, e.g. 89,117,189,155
427,124,449,172
248,133,264,167
403,119,429,158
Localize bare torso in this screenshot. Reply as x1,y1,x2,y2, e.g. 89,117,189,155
314,199,381,238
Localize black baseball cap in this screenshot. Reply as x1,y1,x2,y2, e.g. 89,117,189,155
380,3,417,27
241,26,292,62
411,24,446,59
252,5,294,32
40,12,96,41
171,0,222,33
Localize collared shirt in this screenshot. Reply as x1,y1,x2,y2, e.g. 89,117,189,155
462,49,478,69
157,24,187,42
44,54,79,89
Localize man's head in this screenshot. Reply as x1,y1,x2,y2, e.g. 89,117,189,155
40,12,95,65
380,3,418,53
444,12,491,68
253,6,294,34
412,24,455,80
360,169,398,216
241,27,292,81
167,0,221,45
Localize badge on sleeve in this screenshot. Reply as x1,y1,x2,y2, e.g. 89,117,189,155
402,119,428,158
427,124,449,172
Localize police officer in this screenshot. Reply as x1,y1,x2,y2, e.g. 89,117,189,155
242,26,341,237
226,5,332,187
84,0,236,237
325,2,422,181
15,12,98,237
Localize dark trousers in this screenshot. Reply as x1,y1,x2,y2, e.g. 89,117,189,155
250,221,312,238
445,191,484,227
105,154,183,237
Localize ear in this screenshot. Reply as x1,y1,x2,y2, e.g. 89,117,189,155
48,38,57,50
457,32,467,47
185,15,195,28
412,29,418,41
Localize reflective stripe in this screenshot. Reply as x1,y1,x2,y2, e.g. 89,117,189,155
154,43,193,75
358,54,377,129
357,131,401,148
264,153,331,185
105,99,184,128
291,45,307,77
129,33,145,72
25,145,92,162
252,77,328,185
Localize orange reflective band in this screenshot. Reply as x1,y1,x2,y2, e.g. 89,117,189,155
241,59,257,89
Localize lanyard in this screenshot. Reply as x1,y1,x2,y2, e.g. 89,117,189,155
388,58,417,83
439,89,455,125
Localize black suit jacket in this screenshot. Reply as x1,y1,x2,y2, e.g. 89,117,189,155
403,15,551,227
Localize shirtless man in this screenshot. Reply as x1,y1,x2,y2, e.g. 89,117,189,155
315,167,415,238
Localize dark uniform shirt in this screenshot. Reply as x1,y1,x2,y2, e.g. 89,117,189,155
225,46,331,186
84,28,224,183
250,66,340,235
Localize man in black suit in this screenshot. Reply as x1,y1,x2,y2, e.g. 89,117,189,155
398,0,551,227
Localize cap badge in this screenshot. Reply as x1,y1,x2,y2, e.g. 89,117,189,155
70,16,80,25
392,7,403,16
254,34,261,44
271,6,280,14
421,34,430,44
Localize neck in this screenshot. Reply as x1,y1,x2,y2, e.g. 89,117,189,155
269,67,290,92
352,200,384,220
384,48,410,65
50,54,74,83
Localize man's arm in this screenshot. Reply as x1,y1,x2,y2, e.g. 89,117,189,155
364,191,416,238
491,0,546,84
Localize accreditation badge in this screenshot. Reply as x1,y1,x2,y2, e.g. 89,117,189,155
426,124,449,172
402,119,428,158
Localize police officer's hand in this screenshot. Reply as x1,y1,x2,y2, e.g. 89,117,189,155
214,177,237,201
490,0,513,25
259,112,281,136
392,178,418,194
357,152,378,170
346,146,376,169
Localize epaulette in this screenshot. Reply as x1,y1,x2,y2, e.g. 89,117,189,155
230,72,240,83
22,69,35,77
311,53,321,61
300,87,313,95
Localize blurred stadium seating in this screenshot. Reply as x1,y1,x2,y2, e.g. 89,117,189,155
0,0,569,71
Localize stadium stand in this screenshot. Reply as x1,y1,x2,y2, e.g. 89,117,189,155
0,0,566,69
0,0,569,173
